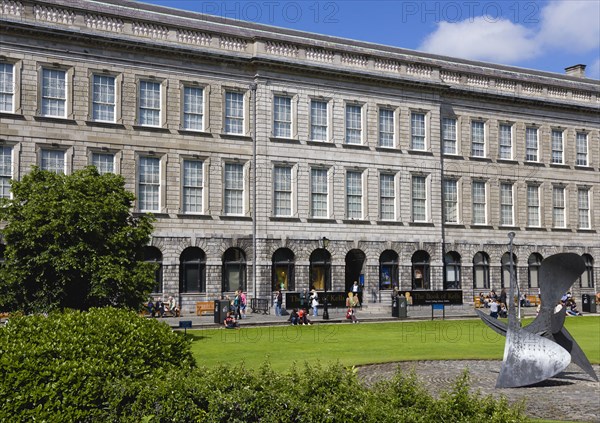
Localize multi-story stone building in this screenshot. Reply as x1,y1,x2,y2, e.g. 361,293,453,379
1,0,598,313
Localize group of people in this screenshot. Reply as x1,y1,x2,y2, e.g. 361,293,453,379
146,296,180,318
226,290,247,320
479,289,508,319
287,308,312,325
560,292,583,316
346,291,360,323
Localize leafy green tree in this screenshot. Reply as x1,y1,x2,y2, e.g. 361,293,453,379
0,166,156,313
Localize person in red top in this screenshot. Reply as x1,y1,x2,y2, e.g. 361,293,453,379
297,308,311,325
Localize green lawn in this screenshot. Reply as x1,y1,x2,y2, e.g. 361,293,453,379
189,316,600,371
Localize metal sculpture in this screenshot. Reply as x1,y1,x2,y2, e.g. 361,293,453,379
477,234,598,388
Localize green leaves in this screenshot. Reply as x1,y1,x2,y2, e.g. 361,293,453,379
0,166,155,313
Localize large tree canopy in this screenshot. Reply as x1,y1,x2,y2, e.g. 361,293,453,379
0,166,156,313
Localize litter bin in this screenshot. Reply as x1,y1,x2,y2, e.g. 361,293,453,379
392,295,408,318
582,294,596,313
214,299,230,324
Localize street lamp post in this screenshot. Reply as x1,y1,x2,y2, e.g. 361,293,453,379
321,237,330,320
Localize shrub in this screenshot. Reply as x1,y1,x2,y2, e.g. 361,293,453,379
0,308,193,422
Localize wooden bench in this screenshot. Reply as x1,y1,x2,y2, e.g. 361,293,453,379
196,301,214,316
525,295,540,307
474,296,482,308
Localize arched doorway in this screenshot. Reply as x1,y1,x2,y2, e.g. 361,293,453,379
142,246,163,293
309,249,331,291
444,251,461,290
345,249,366,297
528,253,543,288
473,252,490,290
411,250,430,289
180,247,206,293
379,250,399,290
501,252,518,289
222,248,246,292
272,248,295,291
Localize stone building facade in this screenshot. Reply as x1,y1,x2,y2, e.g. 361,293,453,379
1,0,598,314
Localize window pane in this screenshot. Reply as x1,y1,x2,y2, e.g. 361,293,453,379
500,183,513,226
527,185,540,227
379,108,394,147
552,186,565,228
92,75,115,122
380,174,395,220
224,163,244,214
345,105,362,144
471,121,485,157
443,179,457,223
472,181,486,224
578,188,590,229
442,118,456,154
346,171,362,219
42,68,66,117
311,168,328,217
412,175,426,221
0,146,12,198
139,156,160,211
274,166,292,216
499,124,512,159
551,130,563,164
411,113,426,150
310,100,328,141
0,63,14,113
183,160,203,213
41,149,64,174
273,96,292,138
183,86,204,131
139,81,161,126
576,133,588,166
526,127,538,161
225,92,244,134
92,152,114,175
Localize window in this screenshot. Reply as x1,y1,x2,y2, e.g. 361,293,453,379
273,95,292,138
411,175,427,222
91,152,114,175
310,249,331,291
500,183,514,226
183,160,203,214
345,104,362,144
346,171,363,219
551,130,564,164
0,146,12,198
580,254,594,288
411,250,430,289
498,124,512,159
273,166,292,216
310,100,328,141
311,168,328,218
443,179,458,224
183,86,204,131
92,74,116,122
379,108,394,147
180,247,206,293
273,248,295,291
41,68,66,118
143,246,163,293
528,253,542,288
442,118,457,155
527,185,540,227
222,248,246,292
138,156,160,212
576,132,588,166
472,181,487,225
501,252,517,289
224,162,244,215
411,112,426,150
138,80,161,127
225,91,244,134
525,127,538,162
444,251,461,290
40,149,64,174
473,252,490,289
552,186,565,228
379,250,399,290
379,173,395,221
0,63,14,113
471,120,485,157
578,188,590,229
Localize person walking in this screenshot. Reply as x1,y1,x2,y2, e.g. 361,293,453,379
274,289,283,316
310,290,319,317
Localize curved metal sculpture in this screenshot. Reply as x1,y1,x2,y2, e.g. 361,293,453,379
477,236,598,388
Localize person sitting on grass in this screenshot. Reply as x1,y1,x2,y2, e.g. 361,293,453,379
224,312,239,329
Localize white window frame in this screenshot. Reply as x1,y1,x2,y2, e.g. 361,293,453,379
443,178,459,224
182,158,206,214
470,120,486,157
442,117,457,155
525,126,539,162
272,94,295,139
224,89,248,135
527,184,540,228
551,129,564,164
90,72,121,123
345,102,364,145
39,65,73,119
181,83,208,132
379,172,396,221
577,187,590,229
378,107,395,148
91,151,116,175
576,132,588,166
0,61,22,114
137,78,166,128
0,145,14,199
273,164,294,217
309,98,330,142
39,147,68,174
500,182,514,226
310,167,330,218
411,174,428,222
346,170,364,220
410,111,427,151
223,161,247,216
552,185,566,228
137,155,163,213
472,180,487,225
498,123,513,160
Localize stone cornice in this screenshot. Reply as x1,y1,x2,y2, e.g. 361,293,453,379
1,0,599,108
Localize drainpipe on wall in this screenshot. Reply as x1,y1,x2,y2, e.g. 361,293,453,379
439,107,446,291
250,81,258,300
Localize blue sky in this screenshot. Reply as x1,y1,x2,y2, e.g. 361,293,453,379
140,0,599,79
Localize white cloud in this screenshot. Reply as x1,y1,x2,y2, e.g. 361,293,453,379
536,1,600,52
419,17,538,63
